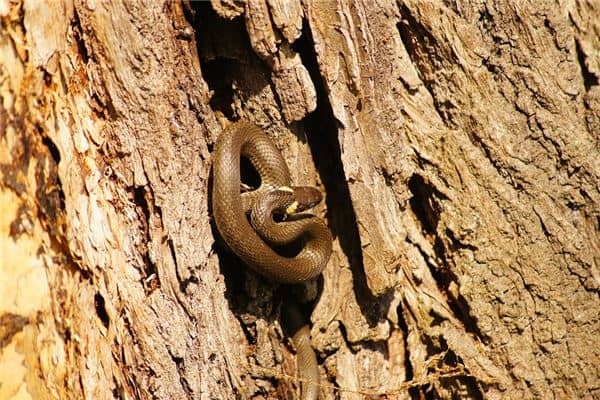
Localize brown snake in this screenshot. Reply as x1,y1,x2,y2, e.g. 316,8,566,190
212,121,332,400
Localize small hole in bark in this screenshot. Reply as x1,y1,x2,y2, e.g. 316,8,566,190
94,293,110,328
36,137,65,227
408,174,440,234
133,187,150,222
42,136,60,165
575,39,599,91
396,306,414,381
72,9,89,63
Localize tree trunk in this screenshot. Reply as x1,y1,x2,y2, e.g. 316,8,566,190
1,1,598,399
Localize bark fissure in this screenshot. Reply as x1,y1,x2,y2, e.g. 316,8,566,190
297,19,388,326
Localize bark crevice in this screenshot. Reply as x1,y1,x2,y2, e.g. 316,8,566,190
297,18,392,327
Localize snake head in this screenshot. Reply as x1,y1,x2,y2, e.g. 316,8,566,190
272,186,322,215
290,186,323,213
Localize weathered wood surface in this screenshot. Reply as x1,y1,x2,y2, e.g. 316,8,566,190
1,1,598,399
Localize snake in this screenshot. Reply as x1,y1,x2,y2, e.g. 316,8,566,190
212,121,333,400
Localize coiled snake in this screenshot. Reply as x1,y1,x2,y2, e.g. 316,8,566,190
212,121,333,400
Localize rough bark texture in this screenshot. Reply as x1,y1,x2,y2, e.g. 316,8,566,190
1,1,598,399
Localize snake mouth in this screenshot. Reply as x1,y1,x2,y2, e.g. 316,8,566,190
286,201,300,214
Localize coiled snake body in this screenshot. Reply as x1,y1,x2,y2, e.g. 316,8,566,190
212,121,332,400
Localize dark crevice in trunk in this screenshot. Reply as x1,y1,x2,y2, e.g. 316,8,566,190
294,18,386,327
575,39,599,91
408,174,442,234
192,2,269,121
130,186,158,293
434,237,486,342
408,174,484,341
94,293,110,329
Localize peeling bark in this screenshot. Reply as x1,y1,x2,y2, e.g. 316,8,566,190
1,1,598,399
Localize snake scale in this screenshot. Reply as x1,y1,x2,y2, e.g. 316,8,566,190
212,121,333,400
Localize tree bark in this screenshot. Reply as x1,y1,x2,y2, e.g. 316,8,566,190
1,1,598,399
